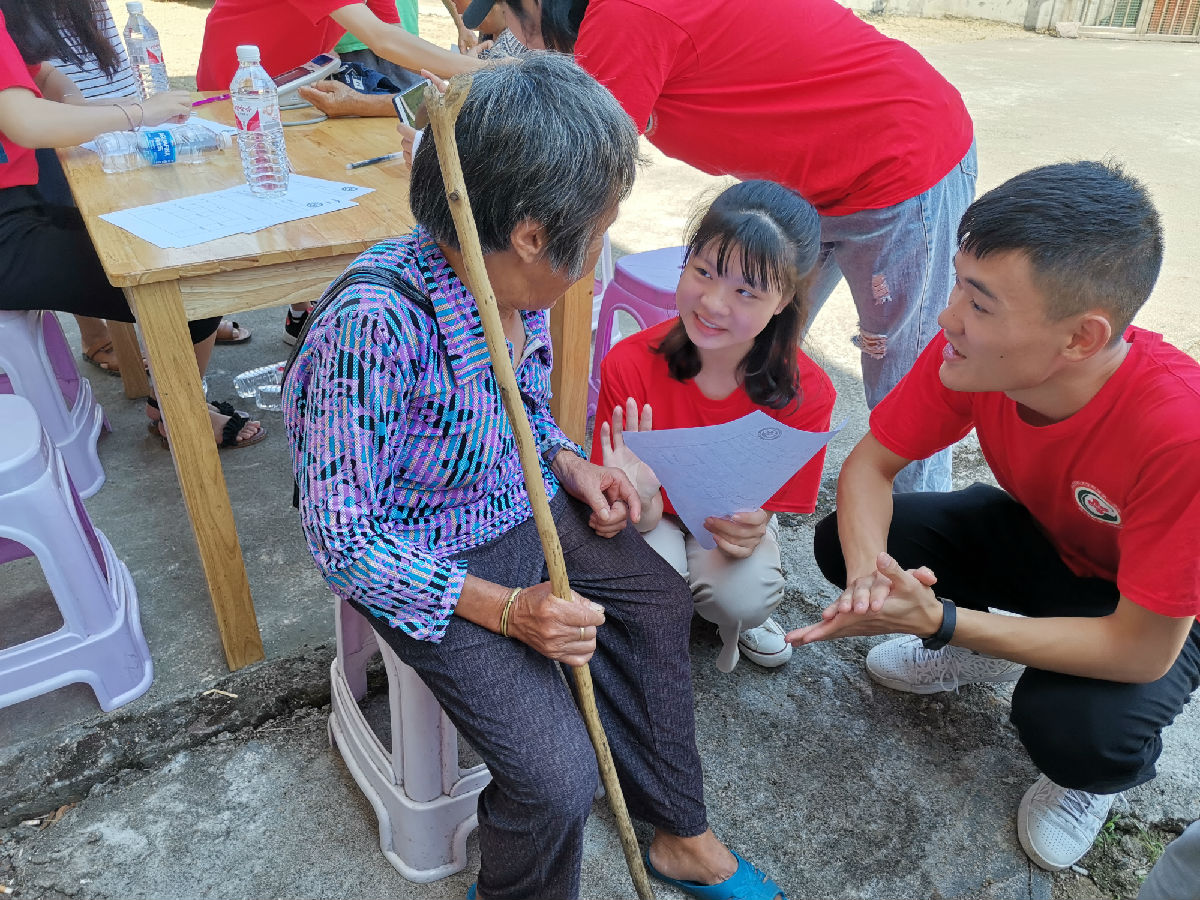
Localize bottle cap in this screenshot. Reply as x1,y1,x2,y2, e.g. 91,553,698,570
235,45,261,63
126,1,143,11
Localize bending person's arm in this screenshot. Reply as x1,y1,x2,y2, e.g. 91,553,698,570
331,4,484,79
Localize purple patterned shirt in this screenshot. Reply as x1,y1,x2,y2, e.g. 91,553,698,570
283,228,580,642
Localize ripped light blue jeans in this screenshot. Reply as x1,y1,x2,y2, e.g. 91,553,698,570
806,141,978,493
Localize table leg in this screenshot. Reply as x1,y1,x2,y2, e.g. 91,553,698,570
549,275,594,447
129,281,265,671
108,315,150,399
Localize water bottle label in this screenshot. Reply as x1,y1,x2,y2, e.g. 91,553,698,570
234,99,278,133
147,45,163,65
142,129,178,164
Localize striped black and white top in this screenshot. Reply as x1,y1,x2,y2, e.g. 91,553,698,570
48,7,139,100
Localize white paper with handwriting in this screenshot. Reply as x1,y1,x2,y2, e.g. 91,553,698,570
622,410,844,549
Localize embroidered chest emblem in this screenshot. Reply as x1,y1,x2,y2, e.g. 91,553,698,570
1072,481,1122,527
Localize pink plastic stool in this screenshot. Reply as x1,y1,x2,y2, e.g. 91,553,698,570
329,598,490,883
0,394,151,713
0,310,109,499
587,245,686,419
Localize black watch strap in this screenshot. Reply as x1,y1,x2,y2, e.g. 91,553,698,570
921,597,957,651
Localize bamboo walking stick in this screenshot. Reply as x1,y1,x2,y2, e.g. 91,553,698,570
425,77,655,900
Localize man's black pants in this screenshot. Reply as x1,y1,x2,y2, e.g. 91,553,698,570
813,483,1200,794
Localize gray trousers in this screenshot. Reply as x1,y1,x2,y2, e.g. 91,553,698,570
357,491,708,900
1139,821,1200,900
643,514,784,672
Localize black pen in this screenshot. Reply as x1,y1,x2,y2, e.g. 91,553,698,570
345,151,406,170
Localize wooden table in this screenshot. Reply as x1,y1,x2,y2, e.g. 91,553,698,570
58,110,593,671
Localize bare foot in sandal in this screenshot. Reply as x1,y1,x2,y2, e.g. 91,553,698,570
82,339,121,375
146,398,267,450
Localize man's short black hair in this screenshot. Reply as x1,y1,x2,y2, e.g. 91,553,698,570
957,160,1163,337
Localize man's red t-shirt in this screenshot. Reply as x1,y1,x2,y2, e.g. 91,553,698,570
0,12,43,189
591,318,836,516
573,0,973,215
870,330,1200,619
197,0,401,90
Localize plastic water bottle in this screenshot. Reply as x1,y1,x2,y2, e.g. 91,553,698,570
233,361,286,399
254,383,283,412
122,2,169,98
230,45,290,196
94,125,231,174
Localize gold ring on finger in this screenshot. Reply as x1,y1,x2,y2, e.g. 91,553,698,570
580,626,586,641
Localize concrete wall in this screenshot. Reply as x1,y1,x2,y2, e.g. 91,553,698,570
841,0,1069,31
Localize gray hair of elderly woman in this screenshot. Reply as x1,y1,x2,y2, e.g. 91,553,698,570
409,52,638,282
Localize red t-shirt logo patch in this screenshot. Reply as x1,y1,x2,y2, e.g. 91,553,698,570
1072,482,1122,526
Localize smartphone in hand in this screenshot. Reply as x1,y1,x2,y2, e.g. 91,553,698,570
392,79,430,127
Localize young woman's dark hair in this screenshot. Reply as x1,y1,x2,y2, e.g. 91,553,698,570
0,0,119,75
654,180,821,410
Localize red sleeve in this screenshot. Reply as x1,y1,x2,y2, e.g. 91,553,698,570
1117,440,1200,617
870,333,975,461
294,0,397,26
0,22,38,94
764,352,836,514
366,0,401,25
573,0,692,134
590,339,645,465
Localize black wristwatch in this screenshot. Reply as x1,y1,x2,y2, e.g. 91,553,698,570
921,597,957,651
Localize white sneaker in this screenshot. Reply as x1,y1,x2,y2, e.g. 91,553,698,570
737,618,793,669
1018,775,1115,870
865,635,1024,694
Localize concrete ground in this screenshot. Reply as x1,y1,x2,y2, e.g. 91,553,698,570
2,8,1199,900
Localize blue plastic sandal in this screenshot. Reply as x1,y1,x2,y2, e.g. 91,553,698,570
644,849,787,900
466,885,476,900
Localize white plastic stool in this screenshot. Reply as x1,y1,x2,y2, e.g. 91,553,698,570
0,394,151,712
0,310,107,498
329,597,490,883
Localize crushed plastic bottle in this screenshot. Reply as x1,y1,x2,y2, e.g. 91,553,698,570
233,361,286,399
122,1,169,98
93,124,231,174
230,45,290,196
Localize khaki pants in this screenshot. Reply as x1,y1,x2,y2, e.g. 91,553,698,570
643,514,784,672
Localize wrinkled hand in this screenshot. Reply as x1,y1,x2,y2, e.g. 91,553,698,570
598,398,660,509
464,38,494,57
786,552,942,646
704,508,770,559
454,21,479,53
507,582,606,667
140,91,192,127
552,451,641,538
297,80,367,118
397,120,419,164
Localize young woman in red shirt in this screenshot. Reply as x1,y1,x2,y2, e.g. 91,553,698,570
593,181,835,673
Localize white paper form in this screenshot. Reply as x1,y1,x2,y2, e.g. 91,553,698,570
98,176,374,248
622,410,845,549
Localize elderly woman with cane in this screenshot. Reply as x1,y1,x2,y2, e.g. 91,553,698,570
283,54,783,900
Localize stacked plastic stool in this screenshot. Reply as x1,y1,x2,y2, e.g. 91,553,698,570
0,394,152,713
0,310,109,498
329,597,491,883
587,245,686,418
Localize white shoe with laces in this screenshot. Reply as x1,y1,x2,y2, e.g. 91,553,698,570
737,617,793,669
1018,775,1116,870
865,635,1024,694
